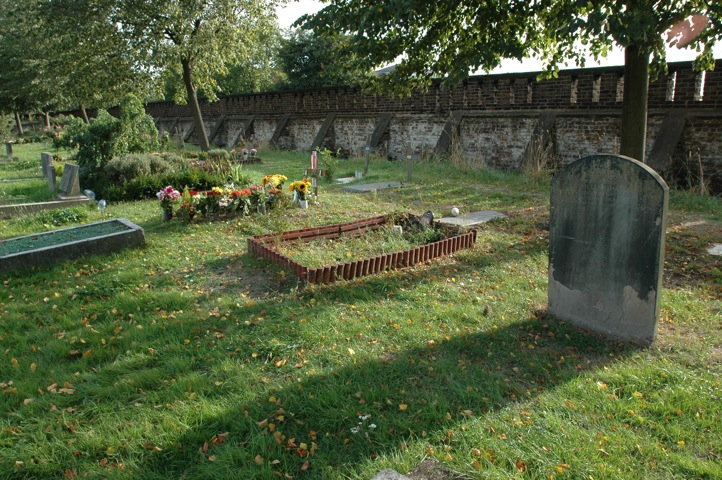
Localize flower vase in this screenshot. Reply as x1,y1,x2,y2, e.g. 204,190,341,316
298,199,308,209
163,207,173,222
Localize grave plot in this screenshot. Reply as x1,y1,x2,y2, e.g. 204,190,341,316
248,215,477,285
0,218,145,271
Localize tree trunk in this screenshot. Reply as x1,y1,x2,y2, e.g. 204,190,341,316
181,58,210,151
44,112,51,129
80,105,90,124
620,45,650,162
14,111,24,136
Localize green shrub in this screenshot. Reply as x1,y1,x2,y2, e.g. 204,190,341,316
35,207,88,227
114,94,159,154
208,148,230,160
56,94,159,188
52,116,89,150
105,153,182,184
0,114,15,142
101,170,224,202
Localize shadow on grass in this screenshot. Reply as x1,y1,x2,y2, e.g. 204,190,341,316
136,314,636,479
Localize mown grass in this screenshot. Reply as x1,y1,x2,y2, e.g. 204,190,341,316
0,143,720,479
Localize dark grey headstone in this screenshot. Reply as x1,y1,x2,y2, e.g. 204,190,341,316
6,141,13,157
59,163,81,197
47,165,56,192
41,152,54,178
548,154,668,344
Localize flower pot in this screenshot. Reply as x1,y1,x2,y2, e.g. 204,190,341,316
163,207,173,222
298,199,308,209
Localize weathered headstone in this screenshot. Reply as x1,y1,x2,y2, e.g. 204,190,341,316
548,154,668,344
6,141,13,157
41,152,54,178
47,165,56,192
59,163,81,197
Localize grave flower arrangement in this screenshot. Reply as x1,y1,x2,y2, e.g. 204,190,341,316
177,188,197,223
157,186,181,209
249,185,267,211
229,188,252,215
262,174,287,190
198,187,225,216
250,148,257,157
289,178,312,201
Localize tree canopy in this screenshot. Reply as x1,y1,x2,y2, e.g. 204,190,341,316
301,0,722,160
277,29,373,90
116,0,282,150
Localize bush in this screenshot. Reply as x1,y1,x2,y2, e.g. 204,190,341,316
52,116,88,150
0,115,15,142
57,93,159,188
105,153,183,184
35,207,88,227
208,148,230,161
101,170,225,202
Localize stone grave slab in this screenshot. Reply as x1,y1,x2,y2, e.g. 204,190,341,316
708,243,722,256
41,152,54,178
59,163,81,198
335,177,355,184
548,154,668,344
370,470,410,480
343,181,412,192
437,210,507,227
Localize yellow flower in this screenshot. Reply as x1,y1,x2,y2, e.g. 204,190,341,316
289,182,296,192
298,182,308,193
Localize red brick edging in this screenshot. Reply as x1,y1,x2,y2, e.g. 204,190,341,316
248,215,477,285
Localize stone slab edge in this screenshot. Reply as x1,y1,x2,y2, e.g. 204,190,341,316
0,218,145,272
0,197,93,219
370,469,410,480
437,210,508,226
343,182,413,192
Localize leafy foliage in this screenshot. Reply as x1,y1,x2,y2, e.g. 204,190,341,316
116,0,281,150
278,30,372,90
58,94,159,187
34,207,89,227
104,153,185,185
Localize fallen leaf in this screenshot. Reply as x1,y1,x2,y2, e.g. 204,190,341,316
254,455,264,465
399,403,408,411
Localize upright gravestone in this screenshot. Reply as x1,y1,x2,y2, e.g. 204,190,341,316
59,163,81,197
41,152,54,178
6,141,13,157
47,165,56,192
548,154,668,344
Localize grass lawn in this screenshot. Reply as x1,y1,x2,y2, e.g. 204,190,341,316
1,143,720,479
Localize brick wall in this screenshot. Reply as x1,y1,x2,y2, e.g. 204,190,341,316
146,60,722,192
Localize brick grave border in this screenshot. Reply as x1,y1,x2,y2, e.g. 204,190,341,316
248,215,477,285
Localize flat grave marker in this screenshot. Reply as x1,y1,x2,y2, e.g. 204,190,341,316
437,210,507,227
343,181,413,193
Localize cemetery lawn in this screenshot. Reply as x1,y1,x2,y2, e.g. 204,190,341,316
1,145,721,479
